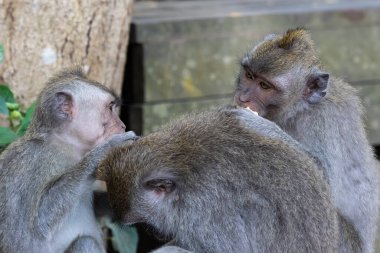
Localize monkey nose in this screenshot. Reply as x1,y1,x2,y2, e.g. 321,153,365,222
234,94,260,114
119,119,126,129
235,92,249,104
234,93,247,106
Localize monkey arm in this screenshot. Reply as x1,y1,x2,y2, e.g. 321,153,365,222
231,106,301,149
31,132,137,238
230,106,318,154
230,106,324,171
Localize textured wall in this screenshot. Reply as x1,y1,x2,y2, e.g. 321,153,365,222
124,1,380,145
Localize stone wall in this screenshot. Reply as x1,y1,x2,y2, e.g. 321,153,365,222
122,0,380,145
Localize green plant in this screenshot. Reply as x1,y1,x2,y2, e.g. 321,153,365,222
100,217,138,253
0,84,35,148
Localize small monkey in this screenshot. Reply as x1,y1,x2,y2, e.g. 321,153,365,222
0,68,136,253
234,28,379,253
97,106,338,253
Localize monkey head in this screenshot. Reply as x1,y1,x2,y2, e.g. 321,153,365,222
234,28,329,121
96,106,338,253
28,68,126,155
96,106,260,238
97,140,184,228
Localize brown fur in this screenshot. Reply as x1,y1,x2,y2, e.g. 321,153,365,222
97,106,338,253
247,28,319,76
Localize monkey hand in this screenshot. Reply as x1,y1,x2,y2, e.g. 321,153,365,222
81,131,139,177
105,131,139,148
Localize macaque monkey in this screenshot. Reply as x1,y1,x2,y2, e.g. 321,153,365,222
97,106,338,253
0,68,136,253
234,28,379,253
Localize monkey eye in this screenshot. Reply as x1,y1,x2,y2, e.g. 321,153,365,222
108,101,116,112
259,81,271,90
245,71,253,80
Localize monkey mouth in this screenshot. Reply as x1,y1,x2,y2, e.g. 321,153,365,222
244,106,259,116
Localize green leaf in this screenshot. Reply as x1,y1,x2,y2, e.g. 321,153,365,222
25,102,36,115
17,102,36,136
0,44,4,64
0,96,8,115
0,127,18,145
0,85,16,103
103,217,138,253
6,102,20,110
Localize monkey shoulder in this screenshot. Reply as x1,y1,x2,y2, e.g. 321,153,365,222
324,77,362,110
0,136,73,184
1,137,42,169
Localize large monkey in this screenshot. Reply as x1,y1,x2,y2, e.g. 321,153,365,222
0,68,136,253
234,28,379,253
97,106,338,253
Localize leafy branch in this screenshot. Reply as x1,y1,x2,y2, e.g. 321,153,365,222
0,84,35,148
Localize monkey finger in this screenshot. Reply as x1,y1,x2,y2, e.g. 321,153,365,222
107,131,140,147
125,131,137,139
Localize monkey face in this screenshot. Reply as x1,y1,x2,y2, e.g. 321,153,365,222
234,68,329,122
235,28,330,121
71,86,126,150
235,67,282,118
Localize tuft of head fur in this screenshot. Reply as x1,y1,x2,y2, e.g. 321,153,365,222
277,28,313,50
246,28,320,76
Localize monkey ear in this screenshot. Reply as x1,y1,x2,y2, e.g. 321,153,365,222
55,92,74,120
144,178,176,198
304,72,329,104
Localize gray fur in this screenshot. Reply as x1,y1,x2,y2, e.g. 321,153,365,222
0,68,135,253
98,105,339,253
278,77,379,253
64,236,104,253
28,67,117,134
235,28,380,253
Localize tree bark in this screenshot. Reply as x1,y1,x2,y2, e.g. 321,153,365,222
0,0,133,106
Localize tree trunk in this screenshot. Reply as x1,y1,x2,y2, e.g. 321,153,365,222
0,0,133,106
